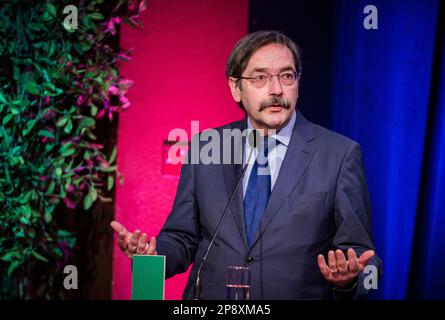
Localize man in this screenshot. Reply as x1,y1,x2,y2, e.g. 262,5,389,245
111,31,382,299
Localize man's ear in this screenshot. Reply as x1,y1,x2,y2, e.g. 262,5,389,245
228,77,242,103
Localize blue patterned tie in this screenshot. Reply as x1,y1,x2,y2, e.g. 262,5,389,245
244,137,272,247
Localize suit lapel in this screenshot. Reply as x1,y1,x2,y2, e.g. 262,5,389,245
249,111,317,249
222,119,249,252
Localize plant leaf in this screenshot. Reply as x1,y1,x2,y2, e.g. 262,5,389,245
83,192,93,210
46,3,57,17
89,12,104,20
7,261,21,276
109,146,117,164
107,175,114,190
2,113,13,125
32,251,49,262
38,130,55,139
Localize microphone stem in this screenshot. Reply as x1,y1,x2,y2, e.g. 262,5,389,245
193,139,256,300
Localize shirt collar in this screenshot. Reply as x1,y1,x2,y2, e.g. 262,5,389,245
246,110,296,147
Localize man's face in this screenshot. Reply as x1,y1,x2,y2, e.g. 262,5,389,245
229,43,299,132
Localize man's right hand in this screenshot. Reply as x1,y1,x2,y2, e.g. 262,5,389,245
110,221,157,259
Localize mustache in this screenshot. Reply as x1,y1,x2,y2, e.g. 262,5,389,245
259,97,291,111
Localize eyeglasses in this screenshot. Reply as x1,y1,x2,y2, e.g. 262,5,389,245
236,71,299,88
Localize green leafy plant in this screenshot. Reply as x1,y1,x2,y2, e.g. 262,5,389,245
0,0,147,298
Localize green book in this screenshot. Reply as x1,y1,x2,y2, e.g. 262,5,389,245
131,255,166,300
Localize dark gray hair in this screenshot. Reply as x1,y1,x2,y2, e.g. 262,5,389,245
226,30,302,79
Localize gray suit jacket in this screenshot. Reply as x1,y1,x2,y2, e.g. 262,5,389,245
156,111,382,300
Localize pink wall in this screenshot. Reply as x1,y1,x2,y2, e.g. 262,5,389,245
112,0,247,299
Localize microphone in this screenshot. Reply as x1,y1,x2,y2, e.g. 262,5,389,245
194,129,261,300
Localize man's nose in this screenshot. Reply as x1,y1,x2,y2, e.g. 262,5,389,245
268,75,283,95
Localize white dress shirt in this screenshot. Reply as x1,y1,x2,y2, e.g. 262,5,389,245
242,110,297,197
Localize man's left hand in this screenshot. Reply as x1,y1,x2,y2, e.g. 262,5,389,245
317,248,375,288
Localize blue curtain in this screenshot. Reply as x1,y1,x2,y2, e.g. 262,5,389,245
332,0,445,299
408,1,445,299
